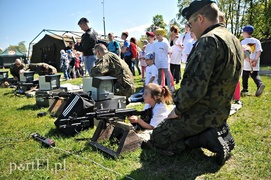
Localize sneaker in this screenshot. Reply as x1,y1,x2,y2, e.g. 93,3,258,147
234,100,242,105
241,89,248,97
255,84,265,97
185,128,230,165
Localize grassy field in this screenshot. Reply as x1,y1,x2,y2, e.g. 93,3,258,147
0,69,270,180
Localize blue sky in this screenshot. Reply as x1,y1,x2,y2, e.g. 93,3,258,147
0,0,180,52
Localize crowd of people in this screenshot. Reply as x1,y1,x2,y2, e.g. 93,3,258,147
8,0,266,166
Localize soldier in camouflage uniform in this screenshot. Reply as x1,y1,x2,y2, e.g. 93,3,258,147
148,0,243,165
24,63,57,76
90,43,136,98
10,59,26,81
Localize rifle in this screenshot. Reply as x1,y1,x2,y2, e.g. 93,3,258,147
57,108,151,130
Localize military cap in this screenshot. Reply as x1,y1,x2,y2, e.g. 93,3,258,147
182,0,217,20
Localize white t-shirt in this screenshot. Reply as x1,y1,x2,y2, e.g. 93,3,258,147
145,42,155,55
175,32,193,63
183,40,196,57
144,103,170,128
241,37,263,71
153,41,170,69
145,64,158,85
170,44,182,65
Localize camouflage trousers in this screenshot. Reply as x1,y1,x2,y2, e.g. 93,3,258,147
150,117,207,153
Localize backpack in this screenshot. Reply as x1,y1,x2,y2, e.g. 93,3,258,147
129,42,138,59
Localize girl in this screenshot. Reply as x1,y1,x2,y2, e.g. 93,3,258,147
128,83,173,134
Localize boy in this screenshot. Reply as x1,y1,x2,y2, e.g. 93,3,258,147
145,53,158,85
128,53,157,103
241,25,265,96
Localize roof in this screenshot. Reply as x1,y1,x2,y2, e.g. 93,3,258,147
0,49,25,57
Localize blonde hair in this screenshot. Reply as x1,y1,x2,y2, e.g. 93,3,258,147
145,83,173,105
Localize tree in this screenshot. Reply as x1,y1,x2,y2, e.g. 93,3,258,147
146,14,167,32
6,41,27,53
177,0,271,39
18,41,27,53
0,48,3,54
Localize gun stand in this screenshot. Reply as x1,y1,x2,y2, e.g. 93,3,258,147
89,118,143,158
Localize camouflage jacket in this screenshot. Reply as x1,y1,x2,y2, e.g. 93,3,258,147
10,63,26,79
90,52,136,98
174,23,243,129
25,63,57,75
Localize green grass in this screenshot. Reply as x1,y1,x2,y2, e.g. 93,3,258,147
0,69,270,179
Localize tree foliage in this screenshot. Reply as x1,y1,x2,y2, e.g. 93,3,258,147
146,14,167,32
177,0,271,39
6,41,27,53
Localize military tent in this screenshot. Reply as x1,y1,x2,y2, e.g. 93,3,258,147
30,33,81,70
0,49,26,68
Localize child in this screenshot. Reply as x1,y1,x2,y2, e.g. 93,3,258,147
128,53,157,103
241,25,265,96
169,35,182,84
139,45,147,80
128,83,173,140
153,28,174,91
145,53,158,85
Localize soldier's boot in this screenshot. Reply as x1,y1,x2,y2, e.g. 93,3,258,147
185,128,230,165
218,122,235,152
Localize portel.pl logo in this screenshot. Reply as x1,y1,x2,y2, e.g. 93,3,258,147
10,159,66,174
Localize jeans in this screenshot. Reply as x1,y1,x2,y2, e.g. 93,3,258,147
158,68,171,88
242,70,264,90
124,55,135,76
84,55,97,76
62,64,69,80
129,88,144,102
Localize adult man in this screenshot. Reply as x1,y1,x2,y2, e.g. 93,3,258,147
107,33,121,56
90,43,135,98
148,0,243,165
10,58,26,81
74,17,98,76
24,63,57,75
121,32,135,76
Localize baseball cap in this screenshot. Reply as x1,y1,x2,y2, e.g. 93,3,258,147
142,40,148,44
146,32,155,37
144,53,154,60
182,0,217,20
243,25,254,34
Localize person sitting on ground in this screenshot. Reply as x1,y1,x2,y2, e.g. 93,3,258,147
128,83,172,141
23,63,57,76
90,43,136,99
10,58,26,81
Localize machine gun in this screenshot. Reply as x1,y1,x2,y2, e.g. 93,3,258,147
57,108,151,130
57,107,152,158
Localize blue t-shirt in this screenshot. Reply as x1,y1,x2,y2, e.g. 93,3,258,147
123,40,131,57
108,41,120,55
